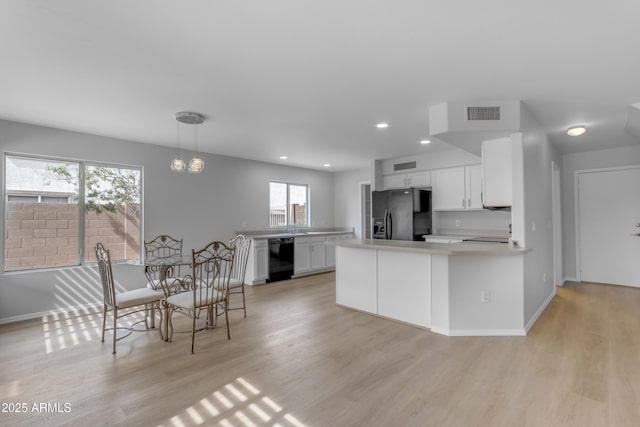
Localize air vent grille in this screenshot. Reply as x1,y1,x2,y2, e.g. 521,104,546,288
466,105,501,121
393,161,417,171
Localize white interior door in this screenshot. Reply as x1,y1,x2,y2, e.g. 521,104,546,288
577,166,640,287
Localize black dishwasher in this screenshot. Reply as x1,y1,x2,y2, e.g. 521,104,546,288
267,237,294,283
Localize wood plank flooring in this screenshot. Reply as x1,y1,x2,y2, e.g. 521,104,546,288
1,273,640,426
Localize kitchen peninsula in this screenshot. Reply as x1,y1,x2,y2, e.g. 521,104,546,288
334,239,533,336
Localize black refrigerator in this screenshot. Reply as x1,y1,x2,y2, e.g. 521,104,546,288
372,188,432,241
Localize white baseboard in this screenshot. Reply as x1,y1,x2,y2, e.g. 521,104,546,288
563,276,579,284
524,289,555,333
430,326,526,337
0,302,102,325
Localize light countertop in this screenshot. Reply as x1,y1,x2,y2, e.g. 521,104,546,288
240,230,354,239
333,238,530,256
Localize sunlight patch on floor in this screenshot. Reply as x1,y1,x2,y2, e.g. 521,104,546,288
41,306,154,354
158,377,307,427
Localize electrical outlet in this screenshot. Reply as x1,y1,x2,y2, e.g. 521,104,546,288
532,221,536,232
543,273,547,283
481,290,490,303
455,219,461,227
242,221,248,229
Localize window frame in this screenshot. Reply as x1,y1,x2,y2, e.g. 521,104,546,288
269,181,310,228
3,153,144,273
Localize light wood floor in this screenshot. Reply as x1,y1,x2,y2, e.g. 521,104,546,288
1,273,640,427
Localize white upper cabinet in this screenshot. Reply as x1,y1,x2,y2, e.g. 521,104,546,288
382,171,431,189
432,165,483,211
432,168,466,210
466,165,483,209
481,137,513,208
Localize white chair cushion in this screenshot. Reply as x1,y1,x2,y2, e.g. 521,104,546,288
213,278,243,290
166,290,224,310
116,288,164,309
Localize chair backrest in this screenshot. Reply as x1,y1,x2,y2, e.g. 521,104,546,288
191,241,236,308
228,234,251,284
145,235,183,280
95,242,116,307
145,235,183,259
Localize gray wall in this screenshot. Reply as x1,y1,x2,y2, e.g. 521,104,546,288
333,167,370,238
520,107,562,324
0,119,334,321
561,145,640,280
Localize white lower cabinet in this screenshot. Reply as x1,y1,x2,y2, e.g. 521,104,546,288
246,238,268,284
295,233,353,275
377,250,431,327
310,237,326,270
294,237,311,274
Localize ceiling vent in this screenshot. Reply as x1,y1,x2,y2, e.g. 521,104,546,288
466,105,501,121
393,161,417,171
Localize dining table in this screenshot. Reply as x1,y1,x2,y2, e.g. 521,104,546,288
144,253,193,341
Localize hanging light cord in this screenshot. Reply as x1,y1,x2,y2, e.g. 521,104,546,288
176,120,182,157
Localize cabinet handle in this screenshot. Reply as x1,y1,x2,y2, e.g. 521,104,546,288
468,198,471,207
462,199,466,208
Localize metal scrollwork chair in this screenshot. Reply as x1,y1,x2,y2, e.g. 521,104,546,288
95,242,164,354
144,235,186,294
165,241,236,353
225,234,251,317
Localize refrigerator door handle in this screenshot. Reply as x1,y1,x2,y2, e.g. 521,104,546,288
384,209,389,239
388,211,393,240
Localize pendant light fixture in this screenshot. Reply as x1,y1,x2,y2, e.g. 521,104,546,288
170,116,186,172
173,111,205,174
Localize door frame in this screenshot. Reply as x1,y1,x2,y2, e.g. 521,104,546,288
551,161,563,286
359,181,371,239
574,165,640,282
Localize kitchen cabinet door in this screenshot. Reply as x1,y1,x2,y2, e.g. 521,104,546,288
482,137,512,207
382,174,408,189
310,238,326,270
432,168,466,210
255,243,268,281
294,238,311,274
466,165,483,209
407,171,431,187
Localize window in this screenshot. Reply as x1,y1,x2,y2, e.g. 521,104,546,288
4,155,142,272
269,182,309,227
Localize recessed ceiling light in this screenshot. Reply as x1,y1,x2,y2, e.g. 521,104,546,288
280,156,288,160
376,122,389,129
567,126,586,136
323,163,331,167
420,139,431,145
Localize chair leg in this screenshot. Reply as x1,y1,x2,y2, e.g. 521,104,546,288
112,307,117,354
225,300,231,340
241,286,247,318
156,302,164,340
167,306,175,342
191,311,197,354
101,304,107,343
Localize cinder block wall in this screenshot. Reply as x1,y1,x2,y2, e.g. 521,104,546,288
5,202,140,270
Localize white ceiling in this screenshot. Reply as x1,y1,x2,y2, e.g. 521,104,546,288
1,1,639,171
